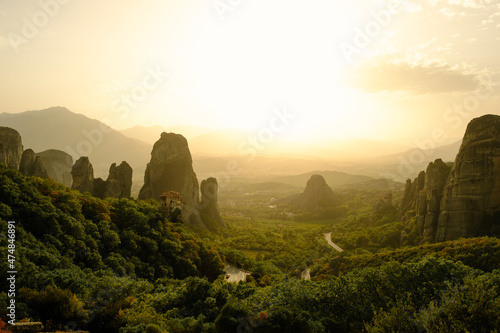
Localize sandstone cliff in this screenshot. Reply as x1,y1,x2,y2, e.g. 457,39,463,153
71,157,133,199
278,174,337,213
399,159,452,242
139,133,205,228
436,114,500,241
105,161,133,199
35,149,73,187
301,174,336,210
71,157,95,194
373,193,396,214
200,177,227,230
400,115,500,242
139,132,225,230
19,149,49,179
0,127,23,170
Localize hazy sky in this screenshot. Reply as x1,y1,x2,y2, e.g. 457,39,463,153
0,0,499,145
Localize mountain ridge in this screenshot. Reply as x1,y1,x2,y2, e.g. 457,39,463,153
0,107,151,180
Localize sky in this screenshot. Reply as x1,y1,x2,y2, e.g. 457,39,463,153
0,0,499,146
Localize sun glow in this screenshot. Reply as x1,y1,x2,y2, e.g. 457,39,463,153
156,0,376,140
2,0,496,146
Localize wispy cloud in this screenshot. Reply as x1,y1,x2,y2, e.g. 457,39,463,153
446,0,496,8
439,7,459,18
342,55,482,94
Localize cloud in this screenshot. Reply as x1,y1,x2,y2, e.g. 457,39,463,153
445,0,496,8
342,56,482,94
439,7,459,18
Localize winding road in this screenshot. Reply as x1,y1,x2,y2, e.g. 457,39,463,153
301,232,344,280
226,233,343,282
301,268,311,280
324,232,344,252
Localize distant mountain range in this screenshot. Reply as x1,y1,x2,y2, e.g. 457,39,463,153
268,170,404,191
0,107,151,180
121,124,217,145
0,107,464,193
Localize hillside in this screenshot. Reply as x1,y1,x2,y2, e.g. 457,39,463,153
0,107,151,178
2,152,500,332
0,165,224,332
121,125,217,144
120,125,169,145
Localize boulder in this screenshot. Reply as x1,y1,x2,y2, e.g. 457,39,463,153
373,193,395,214
0,126,23,170
35,149,73,187
19,149,49,179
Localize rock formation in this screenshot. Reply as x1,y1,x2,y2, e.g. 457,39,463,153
138,133,204,227
373,193,395,214
0,127,23,170
19,149,49,179
71,157,95,194
71,157,133,199
105,161,133,198
436,114,500,241
200,177,227,230
399,159,452,242
35,149,73,187
301,174,336,210
139,132,225,230
400,115,500,242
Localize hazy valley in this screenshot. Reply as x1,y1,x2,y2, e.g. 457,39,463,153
2,1,500,331
1,106,500,332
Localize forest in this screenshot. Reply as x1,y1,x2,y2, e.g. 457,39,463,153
1,165,500,332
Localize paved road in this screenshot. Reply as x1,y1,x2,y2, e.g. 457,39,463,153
324,232,344,252
301,268,311,280
224,263,249,283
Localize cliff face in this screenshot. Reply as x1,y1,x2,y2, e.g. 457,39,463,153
436,115,500,241
400,115,500,242
138,133,204,228
71,157,95,194
19,149,49,179
139,132,225,230
35,149,73,187
399,159,452,242
105,162,133,199
71,157,133,199
301,174,336,210
0,127,23,170
200,177,226,230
